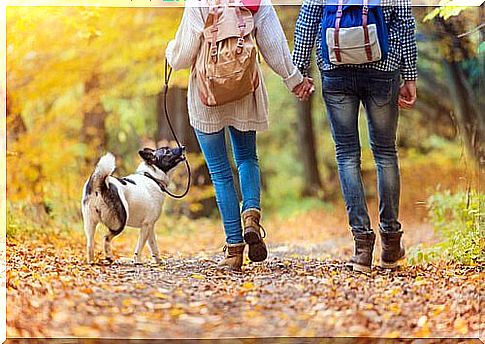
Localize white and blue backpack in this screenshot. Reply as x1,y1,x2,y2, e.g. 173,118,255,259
321,0,389,65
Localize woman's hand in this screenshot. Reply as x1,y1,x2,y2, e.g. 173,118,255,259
293,77,315,102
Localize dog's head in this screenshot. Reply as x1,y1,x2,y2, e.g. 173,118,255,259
138,146,186,173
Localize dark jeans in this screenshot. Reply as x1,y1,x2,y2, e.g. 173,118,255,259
195,126,261,244
321,68,402,234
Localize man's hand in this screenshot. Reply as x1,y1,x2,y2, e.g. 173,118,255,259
398,80,417,109
293,77,315,102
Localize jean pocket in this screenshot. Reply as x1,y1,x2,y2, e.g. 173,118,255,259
322,76,346,93
370,78,394,107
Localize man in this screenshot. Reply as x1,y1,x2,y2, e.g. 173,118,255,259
293,0,418,272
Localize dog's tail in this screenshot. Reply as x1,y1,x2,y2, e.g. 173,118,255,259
90,152,116,191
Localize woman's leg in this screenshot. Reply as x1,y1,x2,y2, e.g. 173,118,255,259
228,126,261,212
228,126,267,262
195,128,244,245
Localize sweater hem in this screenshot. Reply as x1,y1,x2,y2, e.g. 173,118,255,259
190,117,269,134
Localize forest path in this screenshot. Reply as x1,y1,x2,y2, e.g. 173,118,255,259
6,235,482,339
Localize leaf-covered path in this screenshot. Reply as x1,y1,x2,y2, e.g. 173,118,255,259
6,238,482,339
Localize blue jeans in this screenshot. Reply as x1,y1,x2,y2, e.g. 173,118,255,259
321,68,402,234
195,126,261,244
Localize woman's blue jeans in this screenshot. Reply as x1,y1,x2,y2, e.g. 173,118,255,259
195,126,261,244
322,68,402,234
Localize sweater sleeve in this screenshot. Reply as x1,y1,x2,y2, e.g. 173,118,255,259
255,2,304,91
166,4,205,71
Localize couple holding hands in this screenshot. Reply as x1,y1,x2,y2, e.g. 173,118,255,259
166,0,418,273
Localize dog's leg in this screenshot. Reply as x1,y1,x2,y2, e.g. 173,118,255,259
147,226,161,264
104,231,118,263
133,224,150,265
83,216,97,265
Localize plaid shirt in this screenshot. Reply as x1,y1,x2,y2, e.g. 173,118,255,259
292,0,418,80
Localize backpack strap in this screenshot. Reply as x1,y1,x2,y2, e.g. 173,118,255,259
334,0,344,63
209,0,221,62
362,0,373,61
233,1,247,54
334,0,373,63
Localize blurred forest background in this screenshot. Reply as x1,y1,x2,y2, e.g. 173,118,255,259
6,4,483,264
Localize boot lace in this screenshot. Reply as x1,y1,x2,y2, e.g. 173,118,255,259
258,224,267,239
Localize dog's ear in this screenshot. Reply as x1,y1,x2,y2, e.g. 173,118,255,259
139,148,155,163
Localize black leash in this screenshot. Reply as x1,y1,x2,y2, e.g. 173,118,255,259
159,59,191,199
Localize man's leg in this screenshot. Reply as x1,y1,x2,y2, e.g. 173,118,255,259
361,70,405,268
322,71,371,233
322,70,375,272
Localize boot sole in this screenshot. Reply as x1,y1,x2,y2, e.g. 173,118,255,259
380,255,406,269
244,231,268,262
346,262,372,274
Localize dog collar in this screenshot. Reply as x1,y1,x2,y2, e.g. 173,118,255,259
140,172,169,192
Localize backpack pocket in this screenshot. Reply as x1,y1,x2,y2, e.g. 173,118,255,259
326,24,382,65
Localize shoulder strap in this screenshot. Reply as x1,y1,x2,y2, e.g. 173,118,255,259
362,0,373,62
334,0,343,62
209,0,221,62
334,0,373,63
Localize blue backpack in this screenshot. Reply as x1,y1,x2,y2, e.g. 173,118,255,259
320,0,389,65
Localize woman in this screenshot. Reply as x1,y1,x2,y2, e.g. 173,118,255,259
166,0,313,271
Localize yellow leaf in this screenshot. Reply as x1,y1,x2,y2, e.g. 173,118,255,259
191,274,205,280
152,292,169,299
169,308,184,317
80,287,93,294
122,298,133,307
453,318,468,335
385,331,400,338
241,282,254,291
388,303,401,315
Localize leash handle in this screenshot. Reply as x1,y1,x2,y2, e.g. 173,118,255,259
162,59,191,199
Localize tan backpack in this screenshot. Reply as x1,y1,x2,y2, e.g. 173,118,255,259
194,0,259,107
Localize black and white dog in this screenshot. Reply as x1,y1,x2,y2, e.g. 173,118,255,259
81,146,185,265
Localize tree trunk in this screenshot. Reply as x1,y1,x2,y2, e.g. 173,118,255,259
156,87,216,218
6,92,27,148
296,95,323,197
82,72,107,165
436,17,484,163
442,60,483,163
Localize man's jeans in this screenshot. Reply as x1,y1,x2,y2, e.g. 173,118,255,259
195,126,261,244
321,68,402,234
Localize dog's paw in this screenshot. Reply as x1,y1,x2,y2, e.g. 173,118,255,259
132,259,143,266
101,257,114,266
151,256,162,265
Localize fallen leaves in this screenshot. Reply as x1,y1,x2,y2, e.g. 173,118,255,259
6,239,482,338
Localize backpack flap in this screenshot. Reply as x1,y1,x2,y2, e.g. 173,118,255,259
203,7,254,43
326,24,382,65
320,0,389,65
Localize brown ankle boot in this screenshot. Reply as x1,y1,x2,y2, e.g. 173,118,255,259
242,209,268,262
380,230,405,269
218,243,245,272
346,231,376,273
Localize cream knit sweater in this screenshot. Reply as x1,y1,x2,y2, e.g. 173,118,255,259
166,0,303,134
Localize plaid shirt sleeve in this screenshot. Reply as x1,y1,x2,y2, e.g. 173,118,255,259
394,0,418,80
292,0,324,77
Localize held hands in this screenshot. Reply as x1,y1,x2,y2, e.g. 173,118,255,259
293,77,315,102
398,80,417,109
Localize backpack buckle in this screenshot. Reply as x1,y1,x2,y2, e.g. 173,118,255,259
236,37,245,53
362,6,369,15
211,46,218,62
